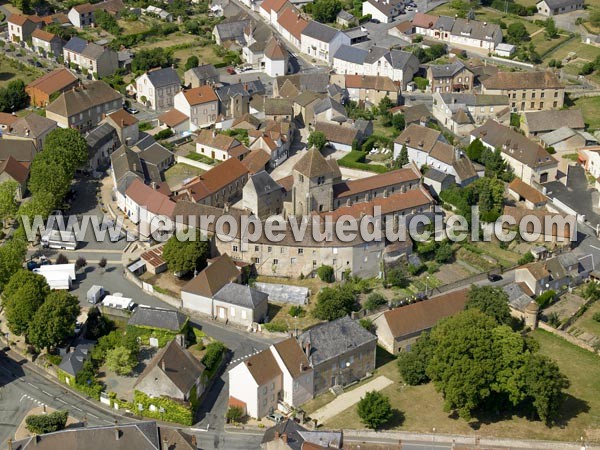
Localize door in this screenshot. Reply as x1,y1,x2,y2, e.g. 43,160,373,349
217,306,226,319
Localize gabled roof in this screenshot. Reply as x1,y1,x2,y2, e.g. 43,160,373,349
195,129,241,151
0,156,29,184
139,142,173,165
179,85,218,106
265,39,287,60
182,254,240,298
26,68,77,96
242,348,282,386
482,70,563,90
6,113,56,139
213,282,268,309
508,178,548,205
8,14,32,26
428,60,469,78
277,7,308,40
275,73,330,94
262,420,308,450
523,109,584,133
128,306,188,332
177,157,249,202
242,149,271,174
264,97,294,116
333,167,420,199
125,178,176,216
158,109,189,127
314,121,358,145
260,0,288,14
31,28,58,42
345,74,398,92
106,108,138,128
378,289,469,339
85,122,117,151
298,316,376,366
395,123,442,152
64,36,88,53
411,12,439,28
0,139,37,163
246,170,283,196
186,64,219,83
46,81,121,118
135,340,205,395
293,148,339,178
538,0,583,9
271,337,311,379
301,21,339,43
110,145,143,182
58,342,94,376
143,67,181,89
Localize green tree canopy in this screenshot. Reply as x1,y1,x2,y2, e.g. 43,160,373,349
0,79,29,113
132,48,174,73
308,131,327,152
544,18,558,39
357,391,394,429
2,270,50,335
0,181,19,225
397,331,434,385
507,22,528,44
185,55,200,71
105,345,136,375
466,285,512,325
313,285,357,320
25,410,68,434
311,0,342,23
28,291,80,351
162,231,210,274
42,128,88,175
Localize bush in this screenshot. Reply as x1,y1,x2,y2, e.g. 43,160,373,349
338,151,388,173
317,264,335,282
356,391,393,430
364,293,387,311
359,318,375,332
263,322,288,332
386,267,408,288
518,252,535,265
592,311,600,323
26,410,68,434
226,406,244,423
289,305,305,318
536,290,555,309
155,128,174,140
202,341,226,372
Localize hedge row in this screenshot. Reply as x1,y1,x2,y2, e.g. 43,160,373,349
338,151,388,174
134,390,194,426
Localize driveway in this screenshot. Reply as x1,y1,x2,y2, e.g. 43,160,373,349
310,376,394,423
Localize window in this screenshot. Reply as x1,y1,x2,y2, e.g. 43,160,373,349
273,259,278,265
271,382,275,390
313,260,317,267
267,246,272,253
241,310,247,319
254,257,260,264
554,91,558,97
254,245,259,251
541,92,545,98
532,92,536,98
530,102,535,108
299,174,304,182
298,248,303,254
263,386,268,394
521,92,526,99
230,307,236,317
280,247,285,254
540,102,544,108
553,101,557,107
232,245,238,252
291,257,296,264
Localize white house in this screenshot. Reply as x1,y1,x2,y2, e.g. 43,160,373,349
134,67,181,111
362,0,404,23
173,86,219,131
300,21,350,64
536,0,584,16
195,129,249,161
7,14,41,45
264,39,288,77
494,43,516,58
124,178,175,236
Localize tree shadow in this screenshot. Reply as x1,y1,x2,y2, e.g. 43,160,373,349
375,345,396,367
267,303,282,321
385,408,406,429
0,72,15,82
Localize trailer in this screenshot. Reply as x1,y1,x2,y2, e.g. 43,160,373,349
86,285,105,304
34,264,76,280
102,294,134,311
33,265,75,290
41,229,78,250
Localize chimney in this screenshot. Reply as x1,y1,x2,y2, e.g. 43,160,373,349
281,433,288,443
212,129,217,138
304,341,311,357
115,429,121,441
191,436,197,447
121,119,125,127
299,362,304,372
274,432,280,439
161,359,166,371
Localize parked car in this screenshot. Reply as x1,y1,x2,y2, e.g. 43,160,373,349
227,66,236,75
124,105,139,114
266,412,284,424
26,260,39,271
371,18,380,23
487,273,503,282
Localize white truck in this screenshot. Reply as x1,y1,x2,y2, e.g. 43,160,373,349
33,264,77,290
41,229,78,250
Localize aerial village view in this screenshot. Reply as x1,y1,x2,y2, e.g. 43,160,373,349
0,0,600,447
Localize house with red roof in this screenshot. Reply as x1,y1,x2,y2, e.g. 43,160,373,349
124,178,175,237
0,156,29,200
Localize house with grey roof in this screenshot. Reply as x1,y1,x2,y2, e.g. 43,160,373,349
312,96,347,125
362,0,404,23
298,315,377,395
432,92,510,136
184,64,220,88
212,282,269,326
85,122,119,171
138,142,174,182
0,139,37,165
427,60,474,93
128,306,189,334
58,342,94,379
110,144,144,211
63,37,118,78
242,170,285,219
217,80,265,119
274,72,330,97
521,109,585,137
134,67,181,111
332,45,419,87
336,9,356,26
300,21,350,63
212,14,252,45
537,0,583,15
539,127,598,155
1,112,57,150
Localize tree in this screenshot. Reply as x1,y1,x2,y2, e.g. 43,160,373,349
583,281,600,302
544,18,558,39
395,144,409,168
185,55,199,71
311,0,342,23
392,113,405,131
17,191,55,224
162,231,210,274
26,410,68,434
226,406,244,423
364,292,387,311
413,76,428,91
386,266,408,288
0,181,19,226
75,256,87,271
85,307,114,340
397,331,434,385
535,290,555,308
359,318,375,332
466,285,512,325
42,128,88,176
94,9,120,35
105,345,136,375
507,22,528,44
465,138,485,162
518,251,535,265
56,253,69,265
356,391,393,429
377,96,393,115
313,285,356,320
2,270,50,335
308,131,327,152
316,264,334,282
0,79,29,113
202,341,226,372
131,48,174,73
28,155,71,202
28,291,80,351
434,241,454,263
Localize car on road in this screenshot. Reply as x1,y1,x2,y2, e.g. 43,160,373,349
487,273,503,282
266,412,284,423
124,105,139,114
25,260,39,271
371,18,380,23
227,66,236,75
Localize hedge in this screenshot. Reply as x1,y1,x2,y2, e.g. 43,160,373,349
57,369,103,400
26,410,68,434
134,390,194,425
338,151,388,174
125,324,186,348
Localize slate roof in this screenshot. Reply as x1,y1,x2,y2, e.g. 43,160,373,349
214,17,250,42
301,21,339,43
80,42,107,60
262,420,308,450
10,422,166,450
482,71,563,90
314,121,358,145
213,282,268,309
428,60,469,78
144,67,181,88
364,0,404,17
523,109,584,134
46,81,121,118
140,142,173,165
110,144,143,182
378,289,469,339
298,316,377,366
538,0,583,9
471,120,558,169
0,156,29,184
128,306,188,331
275,73,330,94
539,126,578,146
503,282,533,311
216,80,265,103
438,93,509,107
6,113,56,140
64,36,87,53
135,340,205,396
0,139,37,163
85,122,117,151
186,64,219,83
182,254,240,298
246,170,283,195
312,97,346,120
58,342,94,376
424,166,453,183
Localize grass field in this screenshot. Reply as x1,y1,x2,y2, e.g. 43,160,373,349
0,57,43,88
319,330,600,443
570,301,600,337
531,32,571,57
572,96,600,131
164,163,204,188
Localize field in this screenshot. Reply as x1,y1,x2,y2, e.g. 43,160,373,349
0,57,43,88
164,163,204,188
318,331,600,443
569,301,600,338
543,38,600,77
572,96,600,131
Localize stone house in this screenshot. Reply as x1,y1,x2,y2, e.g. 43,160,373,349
134,67,181,111
507,178,548,210
25,68,78,108
0,156,29,201
135,340,205,401
174,86,219,130
184,64,220,88
31,28,63,58
300,21,350,64
212,282,269,326
514,253,581,297
1,113,57,150
298,316,377,395
242,170,285,218
427,61,474,94
84,122,119,171
362,0,404,23
7,14,41,45
195,129,249,161
536,0,583,16
63,37,119,78
103,109,139,146
520,109,584,138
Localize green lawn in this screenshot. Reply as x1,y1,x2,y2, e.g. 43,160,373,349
531,33,571,57
164,163,204,188
320,330,600,443
571,302,600,337
0,56,43,88
572,96,600,131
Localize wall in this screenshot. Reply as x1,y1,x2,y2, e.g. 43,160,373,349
175,154,214,171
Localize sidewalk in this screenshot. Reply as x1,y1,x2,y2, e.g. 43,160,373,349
311,376,393,423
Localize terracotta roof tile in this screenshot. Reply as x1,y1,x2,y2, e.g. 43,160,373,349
272,337,311,379
26,68,78,96
277,7,308,40
182,254,240,297
508,178,548,205
333,167,420,199
482,71,563,90
179,158,249,202
242,149,271,174
158,109,189,127
180,85,218,106
0,155,29,184
243,349,282,385
107,108,138,127
31,28,57,41
345,74,399,92
125,178,176,216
